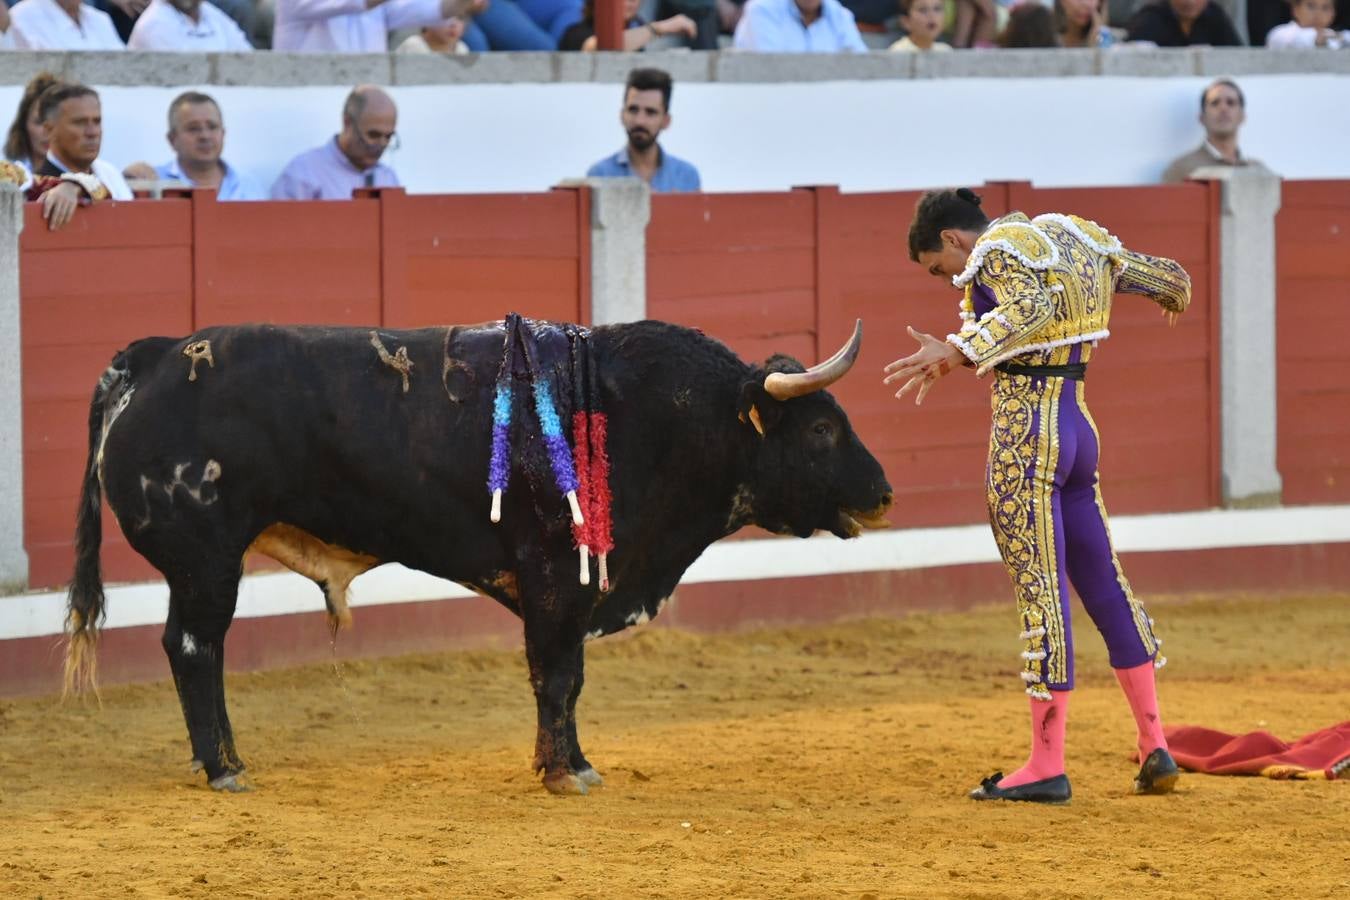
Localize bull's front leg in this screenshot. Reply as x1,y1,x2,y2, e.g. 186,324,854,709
524,624,589,796
564,644,602,787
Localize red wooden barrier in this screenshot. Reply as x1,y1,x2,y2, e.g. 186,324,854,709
1276,180,1350,506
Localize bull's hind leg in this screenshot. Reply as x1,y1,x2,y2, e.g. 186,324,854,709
163,568,248,791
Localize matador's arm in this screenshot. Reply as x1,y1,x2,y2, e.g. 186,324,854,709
1113,247,1192,314
947,249,1056,376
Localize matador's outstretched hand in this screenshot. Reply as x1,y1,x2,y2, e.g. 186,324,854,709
883,326,965,406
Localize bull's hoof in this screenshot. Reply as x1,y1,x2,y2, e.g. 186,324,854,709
542,772,588,796
576,767,604,788
208,772,252,793
190,759,204,774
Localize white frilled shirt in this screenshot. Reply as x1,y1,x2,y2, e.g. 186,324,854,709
8,0,125,50
272,0,449,52
127,0,254,51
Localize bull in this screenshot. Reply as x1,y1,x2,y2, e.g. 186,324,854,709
65,317,892,794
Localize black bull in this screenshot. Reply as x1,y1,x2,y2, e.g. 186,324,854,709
66,318,892,794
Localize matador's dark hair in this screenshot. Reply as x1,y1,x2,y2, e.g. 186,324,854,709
907,188,991,262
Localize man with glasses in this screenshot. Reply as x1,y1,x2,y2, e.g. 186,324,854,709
144,92,263,200
271,85,401,201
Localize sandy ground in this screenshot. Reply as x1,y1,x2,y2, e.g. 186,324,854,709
1,592,1348,899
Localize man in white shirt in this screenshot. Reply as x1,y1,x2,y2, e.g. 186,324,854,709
272,0,488,52
35,84,134,202
7,0,126,49
733,0,867,51
127,0,254,50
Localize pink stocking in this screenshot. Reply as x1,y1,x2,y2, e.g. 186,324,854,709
1115,661,1168,757
998,691,1068,788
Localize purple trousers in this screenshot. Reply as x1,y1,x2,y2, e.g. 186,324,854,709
986,368,1161,698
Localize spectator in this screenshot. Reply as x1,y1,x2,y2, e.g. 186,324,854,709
560,0,698,49
35,84,133,201
94,0,149,42
999,0,1057,43
4,72,61,174
272,0,486,52
889,0,952,49
459,0,559,51
395,18,470,50
1,158,110,232
952,0,997,47
127,0,254,49
1126,0,1242,45
716,0,746,32
586,68,700,193
272,85,400,200
733,0,868,50
7,0,126,48
1265,0,1347,46
0,3,11,48
1162,78,1264,182
1056,0,1124,45
142,92,264,201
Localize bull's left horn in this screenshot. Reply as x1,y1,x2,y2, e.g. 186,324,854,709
763,319,863,401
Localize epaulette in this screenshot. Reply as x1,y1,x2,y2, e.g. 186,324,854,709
1033,213,1122,256
952,215,1059,288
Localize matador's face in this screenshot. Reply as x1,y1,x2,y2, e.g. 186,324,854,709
916,230,977,282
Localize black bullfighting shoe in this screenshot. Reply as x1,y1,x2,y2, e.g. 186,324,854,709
1134,748,1181,795
969,772,1072,805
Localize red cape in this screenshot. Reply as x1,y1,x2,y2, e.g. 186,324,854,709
1158,722,1350,780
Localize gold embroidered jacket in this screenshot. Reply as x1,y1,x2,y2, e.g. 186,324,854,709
946,212,1192,375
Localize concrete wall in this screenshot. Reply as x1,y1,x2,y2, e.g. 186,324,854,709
1,50,1348,195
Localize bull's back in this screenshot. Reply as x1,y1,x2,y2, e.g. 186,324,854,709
98,324,499,566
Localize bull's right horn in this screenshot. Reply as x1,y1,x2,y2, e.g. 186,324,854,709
762,319,863,401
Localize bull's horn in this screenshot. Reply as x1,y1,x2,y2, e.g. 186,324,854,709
763,319,863,401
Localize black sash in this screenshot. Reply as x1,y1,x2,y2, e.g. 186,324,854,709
995,362,1087,381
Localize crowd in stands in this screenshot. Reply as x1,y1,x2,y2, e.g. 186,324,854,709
0,0,1347,50
1,60,1267,232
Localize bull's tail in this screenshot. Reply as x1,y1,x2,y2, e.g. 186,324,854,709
63,360,125,699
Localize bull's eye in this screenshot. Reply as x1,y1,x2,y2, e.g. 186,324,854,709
812,420,835,439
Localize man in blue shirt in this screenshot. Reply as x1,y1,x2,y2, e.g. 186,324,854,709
152,91,263,201
587,68,701,194
733,0,868,51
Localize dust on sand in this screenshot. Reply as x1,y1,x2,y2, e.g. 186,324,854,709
1,593,1347,899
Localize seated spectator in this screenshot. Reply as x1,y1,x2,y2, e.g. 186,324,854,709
395,18,471,51
7,0,126,48
560,0,698,49
272,0,486,52
1,158,110,231
998,0,1057,44
1265,0,1347,46
586,68,700,193
127,0,254,49
952,0,997,47
4,72,61,174
458,0,559,51
142,92,264,200
733,0,868,50
1162,78,1266,182
35,84,133,201
1056,0,1124,45
272,85,401,200
1126,0,1242,45
890,0,952,50
842,0,898,38
0,3,11,48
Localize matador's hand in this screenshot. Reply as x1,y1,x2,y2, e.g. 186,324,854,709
882,326,965,406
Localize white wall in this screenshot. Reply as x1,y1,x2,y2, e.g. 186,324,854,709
2,74,1348,196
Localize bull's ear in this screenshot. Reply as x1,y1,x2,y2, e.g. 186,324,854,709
737,381,784,436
